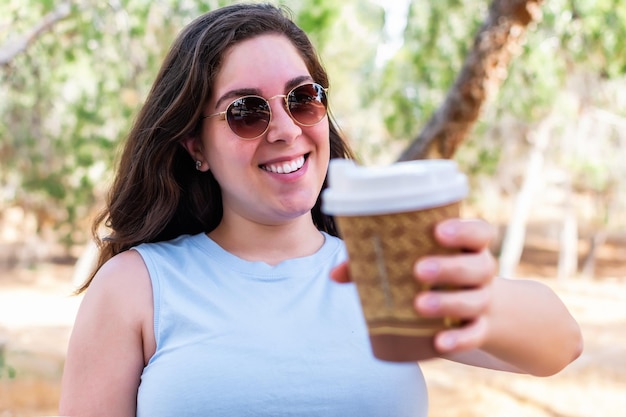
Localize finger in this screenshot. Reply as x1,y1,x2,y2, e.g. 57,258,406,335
415,286,492,320
434,316,489,353
434,218,497,252
415,249,497,288
330,261,351,283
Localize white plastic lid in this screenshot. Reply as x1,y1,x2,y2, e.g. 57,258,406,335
322,159,468,216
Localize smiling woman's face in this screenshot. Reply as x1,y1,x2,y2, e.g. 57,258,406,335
189,34,330,227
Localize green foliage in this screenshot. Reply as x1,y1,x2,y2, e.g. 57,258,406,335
378,0,485,141
284,0,340,49
0,347,17,380
500,0,626,193
1,0,215,245
554,0,626,77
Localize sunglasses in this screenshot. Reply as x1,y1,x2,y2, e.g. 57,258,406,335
202,83,328,139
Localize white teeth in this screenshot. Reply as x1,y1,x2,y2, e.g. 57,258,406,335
262,156,305,174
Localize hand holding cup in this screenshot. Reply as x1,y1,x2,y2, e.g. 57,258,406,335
324,159,495,361
413,218,497,353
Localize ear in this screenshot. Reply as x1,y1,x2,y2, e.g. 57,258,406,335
181,136,209,171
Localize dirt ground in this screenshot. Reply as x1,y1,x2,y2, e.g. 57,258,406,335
0,238,625,417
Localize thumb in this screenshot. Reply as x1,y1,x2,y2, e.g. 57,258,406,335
330,261,351,283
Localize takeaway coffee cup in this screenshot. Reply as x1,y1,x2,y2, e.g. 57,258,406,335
322,159,469,362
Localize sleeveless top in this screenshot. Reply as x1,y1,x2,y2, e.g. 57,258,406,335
134,233,428,416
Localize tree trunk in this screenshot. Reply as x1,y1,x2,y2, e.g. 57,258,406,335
498,116,552,278
557,178,578,281
581,230,608,279
397,0,544,162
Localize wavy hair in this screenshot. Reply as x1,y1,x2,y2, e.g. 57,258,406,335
78,3,355,293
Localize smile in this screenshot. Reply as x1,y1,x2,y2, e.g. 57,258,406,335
260,155,306,174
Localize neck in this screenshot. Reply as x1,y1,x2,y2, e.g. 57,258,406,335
207,213,324,265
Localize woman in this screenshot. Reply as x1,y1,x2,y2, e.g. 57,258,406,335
60,4,582,416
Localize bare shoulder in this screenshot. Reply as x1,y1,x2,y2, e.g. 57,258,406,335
60,249,153,416
85,249,153,326
92,249,151,290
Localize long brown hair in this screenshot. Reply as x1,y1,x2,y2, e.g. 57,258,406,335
78,3,355,293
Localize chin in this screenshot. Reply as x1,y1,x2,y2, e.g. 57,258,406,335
278,201,317,220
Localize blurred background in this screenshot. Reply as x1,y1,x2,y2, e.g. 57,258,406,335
0,0,625,416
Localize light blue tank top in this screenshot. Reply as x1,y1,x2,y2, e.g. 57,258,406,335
134,233,427,416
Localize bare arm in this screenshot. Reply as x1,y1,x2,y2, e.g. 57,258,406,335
436,276,582,376
59,250,154,416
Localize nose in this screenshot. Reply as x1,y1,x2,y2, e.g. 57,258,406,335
264,95,302,143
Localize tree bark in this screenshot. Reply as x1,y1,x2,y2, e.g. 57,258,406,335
397,0,544,162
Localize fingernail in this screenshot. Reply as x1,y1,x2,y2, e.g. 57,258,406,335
416,260,439,281
417,294,439,313
439,333,457,351
439,221,458,237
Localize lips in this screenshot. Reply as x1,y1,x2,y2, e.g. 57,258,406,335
260,155,306,174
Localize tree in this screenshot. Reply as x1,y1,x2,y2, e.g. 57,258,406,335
492,0,626,277
2,0,626,279
397,0,544,161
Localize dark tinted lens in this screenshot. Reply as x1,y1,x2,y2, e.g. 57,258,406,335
287,84,327,126
227,96,271,139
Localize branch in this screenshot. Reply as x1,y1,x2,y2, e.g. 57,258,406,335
397,0,544,161
0,2,73,66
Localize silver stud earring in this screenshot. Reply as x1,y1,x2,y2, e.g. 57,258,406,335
195,160,202,171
